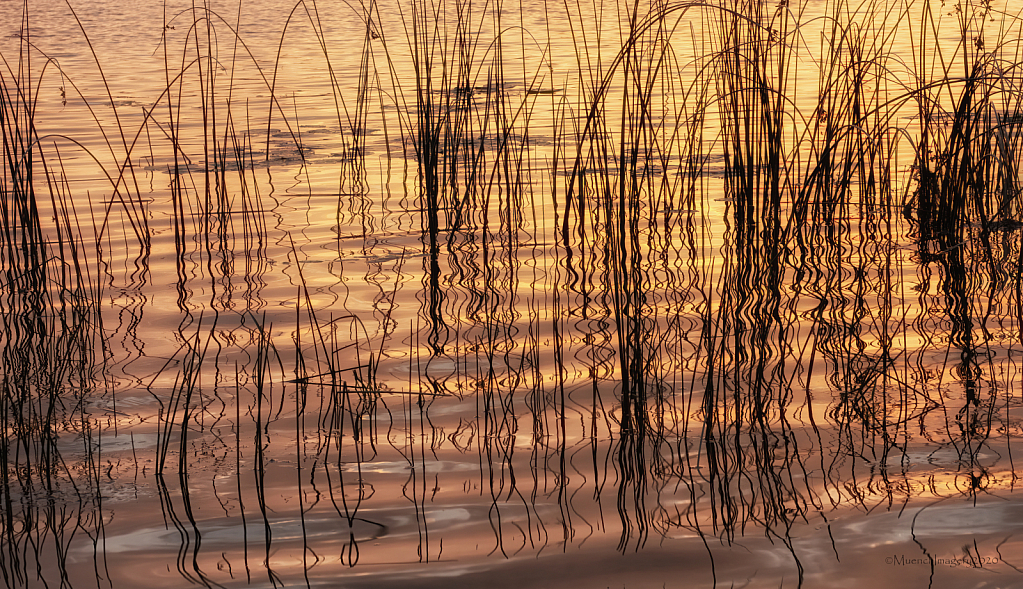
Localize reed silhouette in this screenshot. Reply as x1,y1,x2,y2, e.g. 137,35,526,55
4,0,1023,587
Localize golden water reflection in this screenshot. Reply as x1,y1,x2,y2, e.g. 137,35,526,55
3,0,1023,586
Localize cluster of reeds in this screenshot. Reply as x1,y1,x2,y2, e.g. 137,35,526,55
4,0,1023,585
0,13,113,586
537,0,1023,552
319,0,1023,562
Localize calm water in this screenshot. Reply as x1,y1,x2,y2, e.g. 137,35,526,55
3,0,1023,587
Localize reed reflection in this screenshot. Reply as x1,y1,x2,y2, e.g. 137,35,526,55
5,0,1023,587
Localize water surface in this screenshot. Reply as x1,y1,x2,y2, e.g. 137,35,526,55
3,0,1023,586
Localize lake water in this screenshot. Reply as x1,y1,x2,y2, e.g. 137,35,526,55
3,0,1023,587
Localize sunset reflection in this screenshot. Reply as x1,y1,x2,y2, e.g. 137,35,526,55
3,0,1023,586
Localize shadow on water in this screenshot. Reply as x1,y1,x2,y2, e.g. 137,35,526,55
5,0,1023,587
